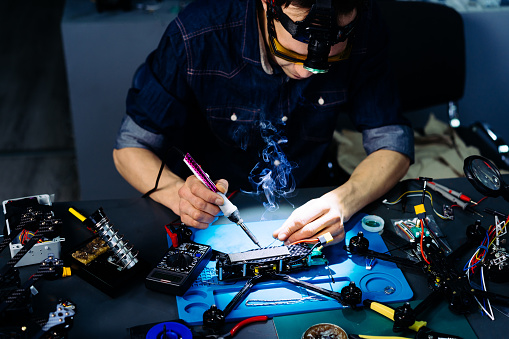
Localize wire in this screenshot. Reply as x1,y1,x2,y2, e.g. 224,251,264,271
475,267,495,320
227,190,239,200
383,191,453,220
384,190,424,205
287,242,320,265
473,196,488,206
289,238,318,245
394,221,415,240
419,219,430,264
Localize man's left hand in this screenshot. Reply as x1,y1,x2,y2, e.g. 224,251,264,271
272,191,346,245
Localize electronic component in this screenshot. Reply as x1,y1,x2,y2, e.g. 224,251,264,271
67,207,147,297
468,216,509,283
41,300,76,336
145,242,212,296
87,207,139,270
2,194,63,267
216,243,326,281
443,205,454,220
484,248,509,283
71,237,109,265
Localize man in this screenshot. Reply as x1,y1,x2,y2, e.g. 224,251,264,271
113,0,413,246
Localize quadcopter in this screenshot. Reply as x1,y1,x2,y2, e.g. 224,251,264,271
342,157,509,333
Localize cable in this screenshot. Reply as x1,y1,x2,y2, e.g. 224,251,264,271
473,196,488,206
383,191,453,220
289,238,319,245
463,216,509,320
287,242,321,265
419,219,430,265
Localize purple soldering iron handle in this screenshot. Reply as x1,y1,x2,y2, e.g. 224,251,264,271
182,153,240,220
182,152,261,248
183,153,219,193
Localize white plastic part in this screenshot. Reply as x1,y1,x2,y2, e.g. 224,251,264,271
361,215,385,234
217,192,237,218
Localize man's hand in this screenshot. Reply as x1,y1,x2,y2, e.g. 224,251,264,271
178,176,229,229
272,191,346,245
113,147,231,229
272,149,410,246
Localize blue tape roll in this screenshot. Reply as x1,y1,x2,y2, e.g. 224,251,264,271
146,322,192,339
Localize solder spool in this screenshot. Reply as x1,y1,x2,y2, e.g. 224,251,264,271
146,322,192,339
89,207,138,270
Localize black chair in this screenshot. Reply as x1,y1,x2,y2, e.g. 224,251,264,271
378,0,509,169
378,0,465,121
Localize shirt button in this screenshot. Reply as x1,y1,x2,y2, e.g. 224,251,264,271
318,97,325,105
230,113,237,121
281,116,288,122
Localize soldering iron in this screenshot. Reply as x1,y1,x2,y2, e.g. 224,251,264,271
182,153,261,248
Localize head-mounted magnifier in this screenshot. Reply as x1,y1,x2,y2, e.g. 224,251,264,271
267,0,357,73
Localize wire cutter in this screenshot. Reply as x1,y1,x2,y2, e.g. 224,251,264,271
205,315,268,338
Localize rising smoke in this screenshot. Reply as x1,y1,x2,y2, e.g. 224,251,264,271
245,121,297,212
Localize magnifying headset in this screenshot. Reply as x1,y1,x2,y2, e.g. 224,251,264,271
266,0,358,74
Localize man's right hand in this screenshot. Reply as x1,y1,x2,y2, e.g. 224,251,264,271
177,176,229,229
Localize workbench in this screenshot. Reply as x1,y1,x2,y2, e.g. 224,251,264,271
1,176,508,338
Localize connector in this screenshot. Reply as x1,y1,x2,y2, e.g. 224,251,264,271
414,204,426,220
62,267,72,277
318,232,333,245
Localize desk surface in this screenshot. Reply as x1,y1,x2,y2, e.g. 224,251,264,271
2,177,509,338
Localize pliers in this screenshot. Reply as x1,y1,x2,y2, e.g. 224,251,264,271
205,315,268,338
363,300,463,339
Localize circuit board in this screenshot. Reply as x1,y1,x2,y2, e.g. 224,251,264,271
216,243,327,281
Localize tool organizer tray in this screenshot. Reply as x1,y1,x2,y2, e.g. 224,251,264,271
176,213,413,325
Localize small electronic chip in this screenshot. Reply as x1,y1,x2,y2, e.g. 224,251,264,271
72,237,109,265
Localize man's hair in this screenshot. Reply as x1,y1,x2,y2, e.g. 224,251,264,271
275,0,364,15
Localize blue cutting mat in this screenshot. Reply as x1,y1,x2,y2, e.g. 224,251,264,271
176,213,413,325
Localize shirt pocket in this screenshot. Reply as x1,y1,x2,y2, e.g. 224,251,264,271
206,106,260,150
295,90,347,142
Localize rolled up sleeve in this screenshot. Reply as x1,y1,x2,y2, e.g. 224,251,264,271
362,124,414,163
114,115,166,155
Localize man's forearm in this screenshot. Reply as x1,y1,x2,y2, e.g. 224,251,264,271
332,149,410,221
113,147,184,213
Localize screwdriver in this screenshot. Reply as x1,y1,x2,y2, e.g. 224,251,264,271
183,152,261,248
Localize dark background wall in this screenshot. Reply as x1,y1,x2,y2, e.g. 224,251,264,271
1,0,508,203
0,0,79,203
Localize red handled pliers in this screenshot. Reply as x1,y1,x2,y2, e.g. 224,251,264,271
205,315,268,338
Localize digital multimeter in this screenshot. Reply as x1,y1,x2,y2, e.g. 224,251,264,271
145,242,212,296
